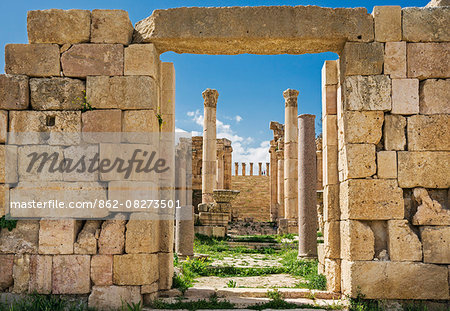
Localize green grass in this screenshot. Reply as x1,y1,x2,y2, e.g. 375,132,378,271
174,235,327,292
148,295,234,311
0,293,94,311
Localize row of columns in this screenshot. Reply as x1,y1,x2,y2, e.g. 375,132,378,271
177,87,318,260
270,90,318,258
234,162,270,176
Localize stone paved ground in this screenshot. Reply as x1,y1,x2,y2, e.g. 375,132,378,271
210,254,281,268
194,274,299,289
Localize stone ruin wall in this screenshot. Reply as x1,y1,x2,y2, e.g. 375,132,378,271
191,136,232,210
0,4,448,306
0,9,175,309
321,6,450,299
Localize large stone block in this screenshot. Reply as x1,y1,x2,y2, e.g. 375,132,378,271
0,75,29,110
125,220,159,254
159,252,174,290
91,10,133,45
0,184,8,217
339,144,376,180
27,9,90,44
383,114,406,151
325,258,340,293
113,254,158,285
160,62,176,115
407,43,450,79
124,44,160,77
91,255,113,286
384,42,406,79
322,85,337,116
82,110,122,133
134,6,374,54
0,221,39,254
413,188,450,225
408,115,450,151
340,179,404,220
13,254,30,293
342,75,391,111
9,110,81,145
122,110,159,135
30,78,85,110
372,6,402,42
323,184,340,221
0,255,14,291
5,44,60,77
98,220,126,254
86,76,157,109
88,286,142,311
74,220,101,255
419,79,450,114
377,151,397,179
61,44,124,77
398,152,450,188
322,115,337,147
339,111,383,145
421,226,450,264
159,219,175,253
52,255,90,294
17,145,64,181
0,111,6,144
0,145,18,184
340,220,375,260
29,255,52,294
322,60,338,86
341,260,449,299
322,145,338,186
391,79,419,114
402,7,450,42
38,220,80,255
340,42,384,77
324,221,340,259
387,220,422,262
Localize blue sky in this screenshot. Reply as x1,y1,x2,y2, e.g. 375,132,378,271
0,0,428,167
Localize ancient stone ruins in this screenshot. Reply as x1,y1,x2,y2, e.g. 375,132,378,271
0,3,449,309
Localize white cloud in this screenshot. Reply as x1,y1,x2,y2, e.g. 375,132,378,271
235,115,243,122
185,110,270,174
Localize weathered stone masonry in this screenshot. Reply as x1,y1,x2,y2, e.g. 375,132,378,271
1,9,176,309
0,4,449,306
134,4,450,300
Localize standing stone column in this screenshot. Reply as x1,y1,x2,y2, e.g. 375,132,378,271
269,144,278,221
234,162,239,176
276,148,285,219
242,163,246,176
216,151,224,189
258,162,263,176
175,145,194,258
202,89,218,203
224,146,232,189
249,163,254,176
298,114,318,259
283,89,299,220
266,163,270,176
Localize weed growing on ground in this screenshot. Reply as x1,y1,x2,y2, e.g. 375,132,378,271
226,280,237,288
149,294,235,310
0,293,94,311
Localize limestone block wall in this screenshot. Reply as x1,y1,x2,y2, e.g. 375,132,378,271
323,6,450,300
231,176,271,221
0,9,175,309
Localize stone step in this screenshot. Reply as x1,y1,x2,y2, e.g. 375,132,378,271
184,287,341,300
146,296,339,310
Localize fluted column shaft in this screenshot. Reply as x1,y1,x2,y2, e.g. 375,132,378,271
202,89,218,203
283,89,299,220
